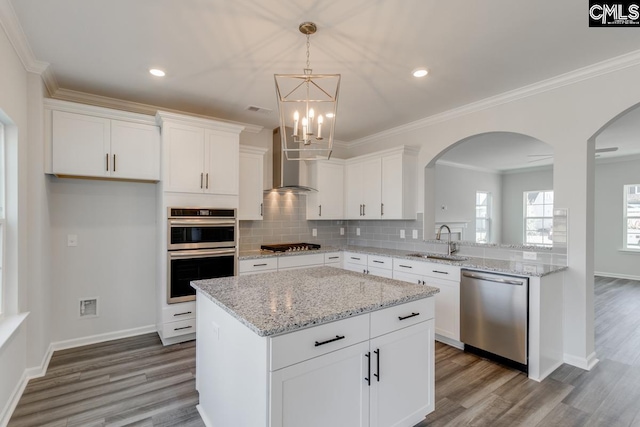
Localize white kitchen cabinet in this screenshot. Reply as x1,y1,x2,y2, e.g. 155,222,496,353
345,157,382,219
156,111,243,195
345,146,418,220
271,341,370,427
324,251,342,266
343,252,393,278
369,320,435,427
393,258,461,345
51,109,160,181
239,146,267,220
306,159,345,220
159,301,196,343
277,253,325,270
239,258,278,275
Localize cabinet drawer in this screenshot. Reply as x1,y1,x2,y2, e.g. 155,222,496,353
161,302,196,323
368,255,392,270
370,297,435,338
278,253,325,270
423,263,460,281
344,252,367,266
239,258,278,274
324,252,342,264
393,258,429,275
162,318,196,338
367,266,393,279
270,314,370,371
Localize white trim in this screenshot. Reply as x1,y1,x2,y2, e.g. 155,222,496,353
0,368,27,427
530,359,564,383
347,49,640,147
156,110,245,134
54,88,263,134
44,98,158,125
239,145,268,156
563,351,599,371
50,324,157,352
435,334,464,350
0,312,27,350
343,145,420,164
594,271,640,281
617,249,640,254
0,0,50,75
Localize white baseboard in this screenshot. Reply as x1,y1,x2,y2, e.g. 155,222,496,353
0,325,157,427
564,351,599,370
594,271,640,281
51,324,157,352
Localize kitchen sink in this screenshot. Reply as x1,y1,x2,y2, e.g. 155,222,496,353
407,253,469,262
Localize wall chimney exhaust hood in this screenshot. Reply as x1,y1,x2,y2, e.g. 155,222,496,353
270,127,317,193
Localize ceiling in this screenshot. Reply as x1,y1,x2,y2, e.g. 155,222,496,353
9,0,640,146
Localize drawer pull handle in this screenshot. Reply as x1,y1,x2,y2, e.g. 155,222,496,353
398,264,412,269
174,326,193,331
374,349,380,382
253,263,268,267
398,312,420,321
350,257,361,260
372,260,384,264
315,335,345,347
365,352,371,386
173,311,192,317
433,270,449,275
328,256,339,260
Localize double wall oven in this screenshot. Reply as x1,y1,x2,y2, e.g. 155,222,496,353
167,207,237,304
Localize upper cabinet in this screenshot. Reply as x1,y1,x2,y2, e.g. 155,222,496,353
239,146,267,220
46,100,160,181
306,159,345,220
156,111,244,195
345,146,418,220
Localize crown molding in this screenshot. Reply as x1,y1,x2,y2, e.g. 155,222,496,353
349,49,640,148
0,0,51,73
156,110,245,134
52,88,263,134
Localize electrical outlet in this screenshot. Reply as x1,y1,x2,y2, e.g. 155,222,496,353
400,229,406,239
523,251,537,260
67,234,78,247
523,264,537,274
356,227,360,236
340,227,345,236
312,228,317,237
412,229,418,239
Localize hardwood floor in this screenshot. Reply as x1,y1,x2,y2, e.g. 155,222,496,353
8,276,640,426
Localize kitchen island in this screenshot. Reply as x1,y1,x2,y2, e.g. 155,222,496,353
191,266,440,427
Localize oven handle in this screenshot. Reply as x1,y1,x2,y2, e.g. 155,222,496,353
169,219,236,226
169,248,236,259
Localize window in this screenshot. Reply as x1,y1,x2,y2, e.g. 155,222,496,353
624,184,640,250
476,191,491,243
524,190,553,246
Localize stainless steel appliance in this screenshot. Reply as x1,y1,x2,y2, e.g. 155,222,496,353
167,208,237,304
460,269,529,372
260,242,321,252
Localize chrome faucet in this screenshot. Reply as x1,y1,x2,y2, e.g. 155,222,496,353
436,224,458,256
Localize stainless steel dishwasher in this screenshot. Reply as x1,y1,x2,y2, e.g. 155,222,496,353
460,269,528,372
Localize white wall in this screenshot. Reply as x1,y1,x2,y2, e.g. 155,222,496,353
48,178,157,342
434,163,502,243
348,55,640,369
594,157,640,279
501,167,553,245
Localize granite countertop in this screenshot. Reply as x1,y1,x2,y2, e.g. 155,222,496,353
239,245,567,277
191,266,439,337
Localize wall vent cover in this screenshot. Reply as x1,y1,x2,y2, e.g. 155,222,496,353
79,298,99,318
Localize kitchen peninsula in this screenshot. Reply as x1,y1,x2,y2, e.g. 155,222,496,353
191,266,440,427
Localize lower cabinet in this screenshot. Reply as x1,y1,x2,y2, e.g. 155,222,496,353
270,298,435,427
343,251,393,278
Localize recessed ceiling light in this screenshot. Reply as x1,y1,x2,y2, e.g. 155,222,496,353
149,68,166,77
412,68,429,78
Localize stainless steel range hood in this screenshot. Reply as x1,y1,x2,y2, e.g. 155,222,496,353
270,127,317,193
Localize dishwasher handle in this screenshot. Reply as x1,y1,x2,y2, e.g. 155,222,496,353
462,271,524,286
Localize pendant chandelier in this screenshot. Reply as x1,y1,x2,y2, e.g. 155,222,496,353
274,22,340,161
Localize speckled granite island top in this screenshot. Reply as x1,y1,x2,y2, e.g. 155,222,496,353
191,266,439,337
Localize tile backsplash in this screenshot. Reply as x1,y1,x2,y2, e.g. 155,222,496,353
239,193,567,266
